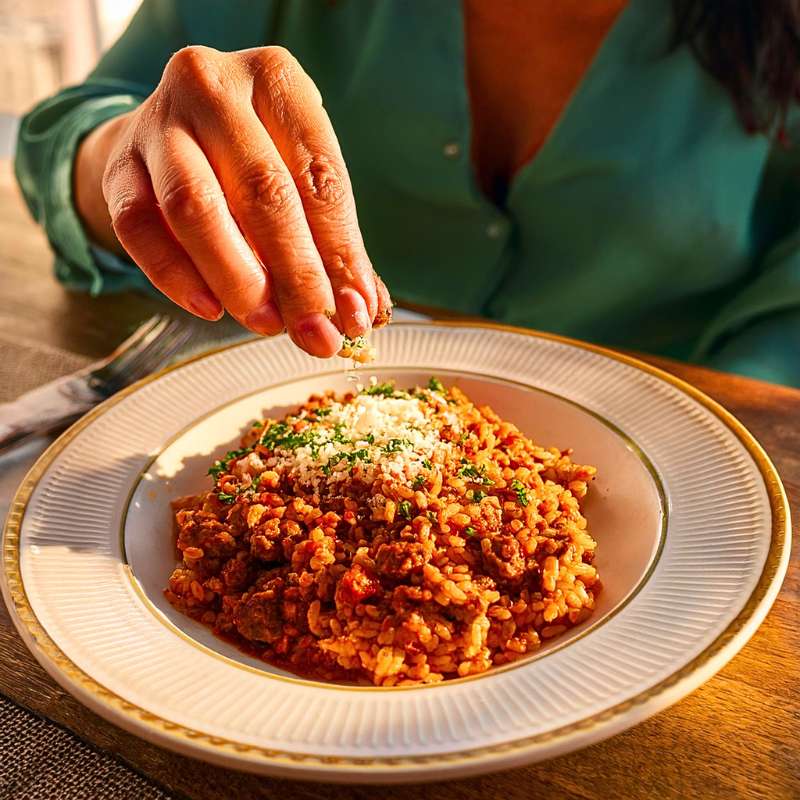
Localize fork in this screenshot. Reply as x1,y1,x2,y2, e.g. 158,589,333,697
0,315,193,454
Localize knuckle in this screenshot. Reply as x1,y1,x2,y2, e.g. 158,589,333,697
296,154,348,209
260,45,298,74
255,46,305,96
140,252,176,284
273,265,328,306
165,45,231,102
167,45,217,80
160,177,220,227
234,164,295,218
110,197,151,242
322,249,365,287
225,269,267,299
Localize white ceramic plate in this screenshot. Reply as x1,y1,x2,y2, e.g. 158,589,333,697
1,322,790,783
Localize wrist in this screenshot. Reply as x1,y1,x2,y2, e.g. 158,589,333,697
74,111,134,253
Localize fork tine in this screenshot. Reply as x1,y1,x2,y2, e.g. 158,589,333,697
121,323,192,380
97,316,174,381
101,319,193,392
104,315,167,363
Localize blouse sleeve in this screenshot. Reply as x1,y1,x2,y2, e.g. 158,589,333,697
13,0,276,294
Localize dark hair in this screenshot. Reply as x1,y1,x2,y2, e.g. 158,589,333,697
672,0,800,141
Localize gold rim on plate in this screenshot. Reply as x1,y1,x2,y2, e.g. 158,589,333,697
0,321,791,775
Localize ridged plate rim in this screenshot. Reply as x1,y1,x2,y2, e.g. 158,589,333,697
0,321,791,783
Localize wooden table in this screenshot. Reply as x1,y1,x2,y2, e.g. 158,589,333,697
1,160,798,800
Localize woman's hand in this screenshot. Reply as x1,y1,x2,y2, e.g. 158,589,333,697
75,45,391,357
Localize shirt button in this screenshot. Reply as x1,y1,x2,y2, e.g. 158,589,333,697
442,140,461,159
485,220,506,239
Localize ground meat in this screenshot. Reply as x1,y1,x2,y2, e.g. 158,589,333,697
176,509,238,557
280,518,306,560
221,556,251,591
250,517,282,561
334,564,381,615
233,577,284,643
472,574,498,593
390,584,427,610
374,541,428,581
476,501,502,532
481,533,525,584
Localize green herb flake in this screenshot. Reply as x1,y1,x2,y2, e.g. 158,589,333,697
510,478,530,507
398,500,413,520
463,526,477,537
422,458,433,470
207,447,251,480
427,376,444,393
207,461,225,480
331,423,350,444
472,489,486,502
362,382,397,397
412,474,426,490
383,438,412,454
217,492,237,504
458,462,491,485
314,406,332,417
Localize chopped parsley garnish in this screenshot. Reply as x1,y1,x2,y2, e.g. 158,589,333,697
422,458,433,470
364,433,375,444
383,438,412,453
510,478,530,507
471,489,486,502
398,500,413,520
463,526,477,537
427,510,438,522
412,474,426,490
347,448,371,464
208,461,226,480
459,431,470,444
427,376,444,393
331,424,350,444
207,447,251,480
217,492,236,504
362,382,397,397
259,422,290,448
313,406,332,417
458,462,492,485
251,420,264,428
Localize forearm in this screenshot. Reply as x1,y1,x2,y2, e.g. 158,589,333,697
74,111,135,254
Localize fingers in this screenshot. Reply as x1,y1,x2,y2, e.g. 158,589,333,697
102,150,223,321
143,127,284,336
248,49,381,335
190,101,342,356
374,273,393,328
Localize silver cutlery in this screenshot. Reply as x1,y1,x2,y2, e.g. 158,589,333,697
0,315,192,454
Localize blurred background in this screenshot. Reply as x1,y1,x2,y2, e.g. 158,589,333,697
0,0,140,157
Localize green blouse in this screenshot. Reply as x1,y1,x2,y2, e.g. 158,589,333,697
14,0,800,386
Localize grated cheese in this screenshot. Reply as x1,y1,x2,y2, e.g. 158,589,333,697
236,383,458,496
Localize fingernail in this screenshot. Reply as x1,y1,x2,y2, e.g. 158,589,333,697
245,301,283,335
293,312,342,357
188,290,223,321
337,288,371,337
